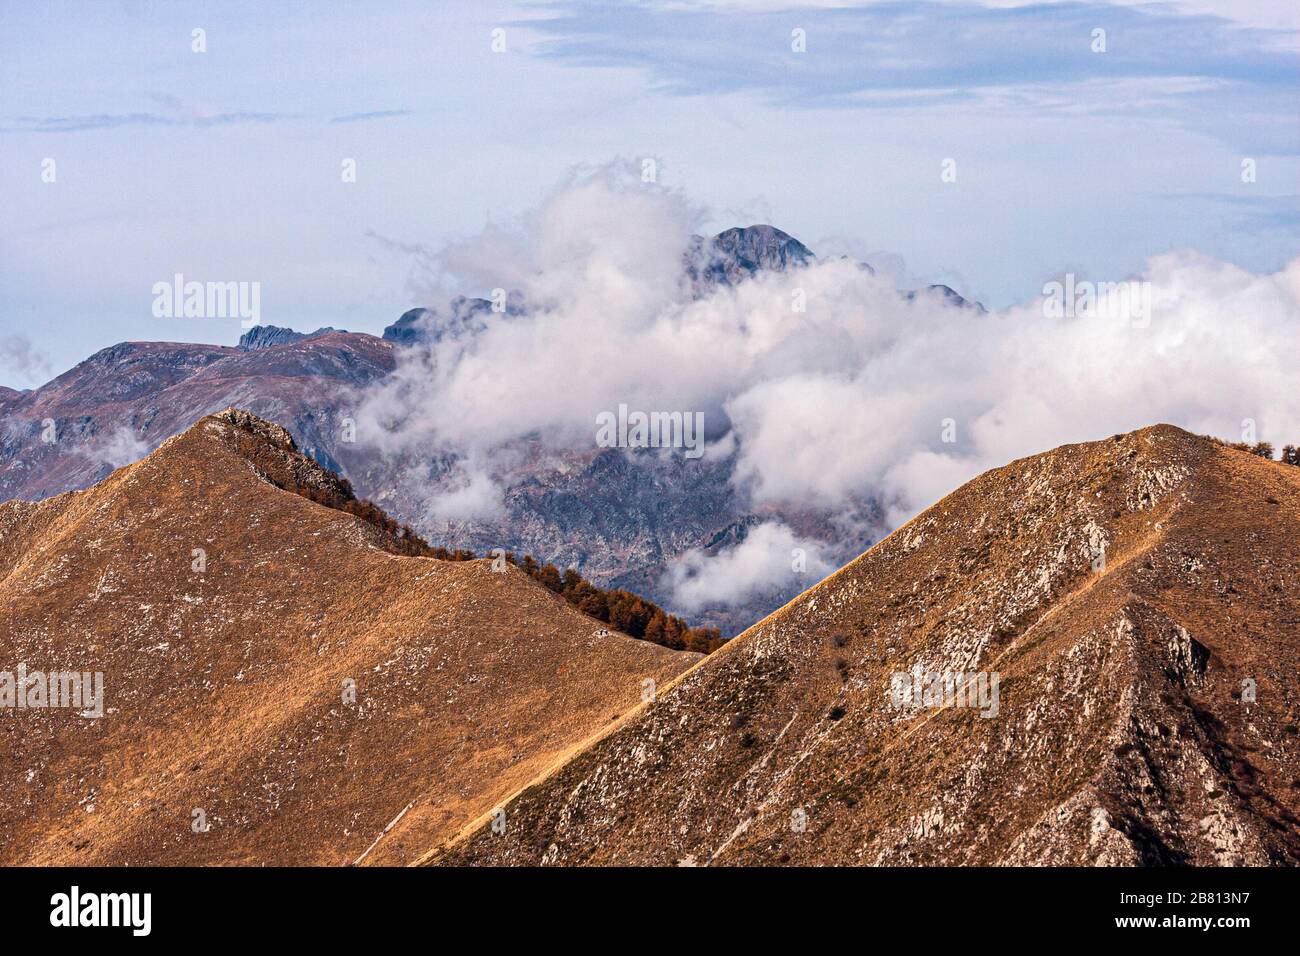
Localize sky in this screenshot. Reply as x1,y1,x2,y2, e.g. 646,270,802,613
1,0,1298,386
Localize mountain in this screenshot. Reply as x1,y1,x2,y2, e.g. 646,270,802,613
395,446,863,637
430,427,1300,866
0,408,699,865
686,224,814,288
0,224,980,638
380,226,818,343
381,294,525,346
381,308,435,345
237,325,339,350
905,283,987,312
0,333,394,502
0,327,793,634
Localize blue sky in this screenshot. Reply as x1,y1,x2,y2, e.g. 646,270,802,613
1,0,1297,385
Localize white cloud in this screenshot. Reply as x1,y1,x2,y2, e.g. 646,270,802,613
419,462,505,524
0,335,51,389
663,521,836,613
357,165,1300,538
87,427,151,468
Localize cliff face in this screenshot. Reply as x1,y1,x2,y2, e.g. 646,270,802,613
0,410,698,866
432,427,1300,866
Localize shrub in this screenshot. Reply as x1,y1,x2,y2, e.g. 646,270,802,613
502,557,725,654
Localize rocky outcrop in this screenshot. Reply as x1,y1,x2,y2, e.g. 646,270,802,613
236,325,339,350
686,224,814,289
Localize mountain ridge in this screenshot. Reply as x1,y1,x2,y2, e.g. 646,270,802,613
0,408,700,865
429,424,1300,866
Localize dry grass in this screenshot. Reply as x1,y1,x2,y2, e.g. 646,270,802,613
0,409,700,865
434,426,1300,867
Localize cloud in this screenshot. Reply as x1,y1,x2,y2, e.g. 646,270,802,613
356,163,1300,545
83,426,151,469
419,461,505,524
0,334,52,387
356,162,709,460
3,112,289,133
518,1,1299,151
664,521,837,613
329,110,412,124
523,1,1299,98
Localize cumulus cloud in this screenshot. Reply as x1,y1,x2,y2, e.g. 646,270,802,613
355,163,1300,601
665,521,837,613
357,163,710,458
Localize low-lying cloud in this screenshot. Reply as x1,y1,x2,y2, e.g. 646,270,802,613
356,163,1300,607
85,426,151,469
0,334,52,389
665,521,837,614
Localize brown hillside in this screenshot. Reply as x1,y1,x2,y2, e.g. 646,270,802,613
432,425,1300,866
0,409,699,865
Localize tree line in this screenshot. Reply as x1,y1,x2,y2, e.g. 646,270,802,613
279,473,725,654
475,552,726,655
1208,438,1300,465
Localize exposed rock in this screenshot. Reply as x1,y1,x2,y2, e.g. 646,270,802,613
381,295,523,346
237,325,339,350
904,283,987,312
686,224,814,289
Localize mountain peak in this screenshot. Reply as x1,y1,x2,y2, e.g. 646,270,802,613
206,405,298,449
237,325,340,350
687,224,814,289
197,406,348,494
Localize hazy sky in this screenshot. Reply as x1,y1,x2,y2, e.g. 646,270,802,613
2,0,1297,386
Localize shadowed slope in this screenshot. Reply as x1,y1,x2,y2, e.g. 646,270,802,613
0,409,698,865
432,426,1300,866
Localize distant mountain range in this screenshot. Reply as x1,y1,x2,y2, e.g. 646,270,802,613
0,225,978,636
